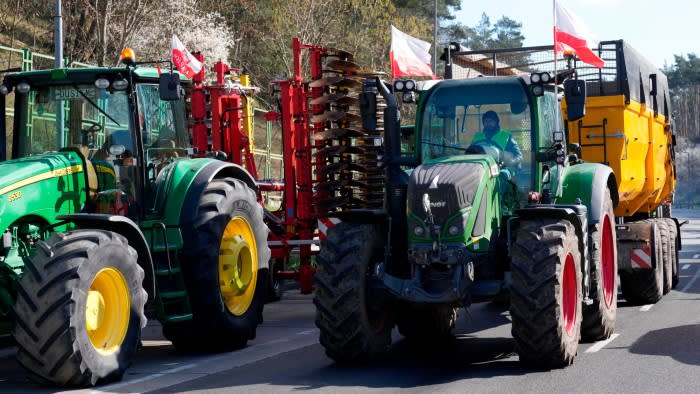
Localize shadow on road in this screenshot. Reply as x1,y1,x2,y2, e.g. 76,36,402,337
147,302,543,393
629,324,700,366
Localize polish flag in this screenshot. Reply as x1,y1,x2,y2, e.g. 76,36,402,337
172,35,203,79
554,2,604,68
390,25,435,79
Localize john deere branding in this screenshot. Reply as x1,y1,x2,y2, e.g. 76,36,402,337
0,164,83,197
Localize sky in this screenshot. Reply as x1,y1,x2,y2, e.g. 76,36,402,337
453,0,698,69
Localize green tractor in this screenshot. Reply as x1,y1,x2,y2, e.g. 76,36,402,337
0,57,270,386
314,63,618,367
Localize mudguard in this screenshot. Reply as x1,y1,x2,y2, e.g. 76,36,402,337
558,162,618,225
56,213,156,302
149,158,257,226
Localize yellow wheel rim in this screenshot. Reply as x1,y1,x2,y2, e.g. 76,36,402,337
219,216,258,316
86,267,130,355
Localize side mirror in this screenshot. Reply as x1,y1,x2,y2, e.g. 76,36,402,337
360,89,378,131
564,79,586,121
541,164,551,185
159,72,182,101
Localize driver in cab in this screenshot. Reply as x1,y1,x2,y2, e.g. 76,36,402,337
472,110,522,168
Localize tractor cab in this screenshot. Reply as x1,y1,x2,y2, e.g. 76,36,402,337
1,55,191,221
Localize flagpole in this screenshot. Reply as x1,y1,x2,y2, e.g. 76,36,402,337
433,0,438,75
553,0,557,84
553,0,559,137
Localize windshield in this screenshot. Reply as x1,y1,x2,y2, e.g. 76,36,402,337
16,84,131,157
12,80,190,219
419,80,532,163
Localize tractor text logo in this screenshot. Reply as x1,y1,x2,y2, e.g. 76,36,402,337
7,191,22,202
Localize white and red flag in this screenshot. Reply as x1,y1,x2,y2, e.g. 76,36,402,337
390,25,435,79
171,35,203,78
554,2,604,68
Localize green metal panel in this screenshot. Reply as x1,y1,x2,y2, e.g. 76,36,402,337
0,151,86,232
558,163,598,206
407,154,502,250
149,157,220,226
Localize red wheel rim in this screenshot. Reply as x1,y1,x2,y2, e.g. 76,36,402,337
601,214,615,307
562,253,578,336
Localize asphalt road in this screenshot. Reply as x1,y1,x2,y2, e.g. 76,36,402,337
1,209,699,393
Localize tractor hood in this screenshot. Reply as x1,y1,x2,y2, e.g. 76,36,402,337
0,152,83,200
408,155,496,224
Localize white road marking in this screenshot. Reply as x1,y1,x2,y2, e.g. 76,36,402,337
639,304,654,312
78,328,320,394
585,333,620,353
681,265,700,293
682,264,691,270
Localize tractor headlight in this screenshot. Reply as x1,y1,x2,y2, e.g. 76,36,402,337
405,79,416,91
448,225,460,236
394,80,405,91
540,72,552,83
532,84,544,97
402,91,416,103
530,73,541,84
112,76,128,91
413,225,425,237
16,82,30,94
0,84,10,95
94,78,110,89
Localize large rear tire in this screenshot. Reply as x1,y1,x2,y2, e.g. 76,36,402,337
581,188,617,341
657,219,672,294
169,178,270,351
511,218,582,368
665,218,680,288
620,221,663,304
13,230,147,386
314,222,394,363
396,303,458,341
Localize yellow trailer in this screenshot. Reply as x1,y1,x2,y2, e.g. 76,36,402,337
564,40,679,304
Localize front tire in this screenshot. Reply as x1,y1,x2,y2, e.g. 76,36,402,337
581,188,617,341
171,178,270,351
13,230,147,386
314,222,394,363
511,218,582,368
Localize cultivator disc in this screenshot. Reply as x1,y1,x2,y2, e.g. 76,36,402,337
308,49,386,213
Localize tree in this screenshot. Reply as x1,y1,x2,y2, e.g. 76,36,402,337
493,16,525,49
392,0,461,21
664,53,700,137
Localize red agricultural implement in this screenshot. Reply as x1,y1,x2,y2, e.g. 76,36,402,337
187,39,383,296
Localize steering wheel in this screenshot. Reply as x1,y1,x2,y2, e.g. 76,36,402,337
465,140,503,163
82,120,103,134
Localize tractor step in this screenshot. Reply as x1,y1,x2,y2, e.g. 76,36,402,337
154,267,181,276
159,290,188,300
161,313,193,323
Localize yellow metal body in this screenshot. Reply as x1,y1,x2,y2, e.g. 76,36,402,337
239,73,256,153
565,95,674,217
